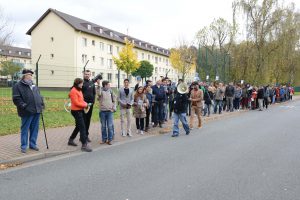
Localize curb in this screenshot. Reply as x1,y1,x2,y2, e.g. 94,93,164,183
0,150,73,166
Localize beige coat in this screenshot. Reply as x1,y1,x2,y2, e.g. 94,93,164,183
133,94,148,118
190,89,203,107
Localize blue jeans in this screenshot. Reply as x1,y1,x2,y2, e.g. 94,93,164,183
99,111,114,142
20,113,40,150
172,113,190,136
214,100,223,114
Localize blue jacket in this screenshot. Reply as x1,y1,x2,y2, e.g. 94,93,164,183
146,92,153,111
152,85,166,102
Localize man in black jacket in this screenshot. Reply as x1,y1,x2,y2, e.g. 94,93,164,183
225,82,235,112
81,70,102,142
12,69,44,153
171,85,190,137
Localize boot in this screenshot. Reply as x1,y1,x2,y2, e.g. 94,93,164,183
81,143,92,152
68,139,78,146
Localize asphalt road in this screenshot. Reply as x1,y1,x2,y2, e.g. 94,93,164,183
1,100,300,200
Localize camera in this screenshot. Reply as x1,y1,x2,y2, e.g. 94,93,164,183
92,74,103,82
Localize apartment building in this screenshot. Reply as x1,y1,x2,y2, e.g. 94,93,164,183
0,45,32,80
26,8,194,88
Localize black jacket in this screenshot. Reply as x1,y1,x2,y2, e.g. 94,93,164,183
173,93,188,114
225,85,235,97
12,80,44,117
82,79,96,103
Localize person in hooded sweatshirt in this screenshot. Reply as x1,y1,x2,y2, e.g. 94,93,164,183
13,69,44,153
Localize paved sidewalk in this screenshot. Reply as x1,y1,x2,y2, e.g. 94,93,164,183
0,97,298,166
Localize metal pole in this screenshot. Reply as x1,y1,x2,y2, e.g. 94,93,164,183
35,54,41,86
118,69,120,89
41,112,49,149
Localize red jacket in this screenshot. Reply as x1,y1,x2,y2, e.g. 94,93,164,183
69,87,87,111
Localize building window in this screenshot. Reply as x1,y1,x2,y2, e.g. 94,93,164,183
166,59,169,66
155,57,158,64
107,44,113,54
100,42,104,51
148,54,150,60
155,67,158,73
107,73,112,81
51,37,54,42
50,54,54,59
100,57,104,66
92,40,95,46
142,53,144,59
27,53,31,56
107,59,113,69
87,24,91,30
82,54,87,63
18,51,22,55
115,74,119,80
82,38,87,47
159,57,161,62
116,46,120,53
92,56,95,62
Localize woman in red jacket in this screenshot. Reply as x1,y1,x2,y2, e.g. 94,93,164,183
68,78,92,152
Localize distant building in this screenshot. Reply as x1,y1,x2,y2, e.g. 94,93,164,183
26,8,195,88
0,45,32,81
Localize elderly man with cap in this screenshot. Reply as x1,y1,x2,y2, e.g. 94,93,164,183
12,69,44,153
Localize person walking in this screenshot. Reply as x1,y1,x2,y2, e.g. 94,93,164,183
118,79,134,137
12,69,45,153
68,78,92,152
171,83,190,137
189,82,203,129
97,80,116,145
133,86,148,135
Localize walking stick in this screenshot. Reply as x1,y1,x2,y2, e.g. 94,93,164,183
41,112,49,149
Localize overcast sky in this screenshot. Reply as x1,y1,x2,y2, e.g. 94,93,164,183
0,0,299,49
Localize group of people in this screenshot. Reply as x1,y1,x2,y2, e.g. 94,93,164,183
12,68,295,153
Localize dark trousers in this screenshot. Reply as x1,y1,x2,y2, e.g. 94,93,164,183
169,100,174,118
70,110,87,144
263,97,269,109
233,98,240,110
84,104,93,136
152,101,164,125
146,108,151,128
136,118,145,130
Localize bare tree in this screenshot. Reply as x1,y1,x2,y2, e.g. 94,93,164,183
0,7,13,46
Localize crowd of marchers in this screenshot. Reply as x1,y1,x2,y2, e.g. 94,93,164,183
12,69,296,153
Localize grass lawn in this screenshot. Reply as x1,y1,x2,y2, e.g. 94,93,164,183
295,92,300,95
0,87,120,136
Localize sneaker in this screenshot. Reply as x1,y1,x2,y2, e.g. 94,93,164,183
81,144,92,152
186,131,190,135
171,134,179,137
121,132,126,137
107,141,112,145
21,149,27,153
140,130,144,135
68,139,78,146
127,132,132,137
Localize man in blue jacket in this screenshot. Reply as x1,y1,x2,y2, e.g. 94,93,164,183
12,69,44,153
152,80,166,128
